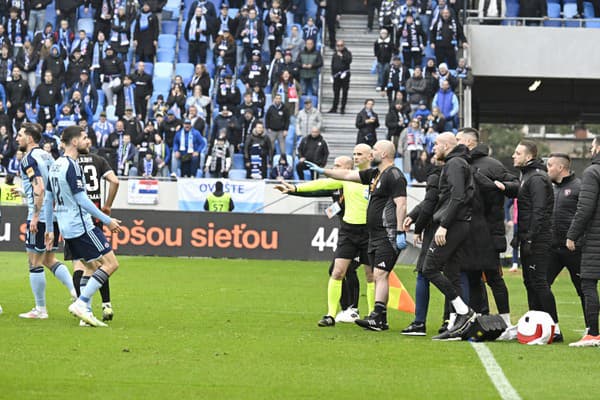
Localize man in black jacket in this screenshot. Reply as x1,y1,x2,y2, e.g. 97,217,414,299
567,137,600,346
430,8,468,69
6,66,31,118
457,128,516,327
244,121,272,179
265,94,289,155
130,62,153,122
547,153,587,332
32,70,63,125
497,140,561,340
355,99,379,147
328,40,352,114
296,127,329,180
422,132,476,340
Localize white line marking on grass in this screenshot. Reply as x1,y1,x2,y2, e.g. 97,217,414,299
470,342,522,400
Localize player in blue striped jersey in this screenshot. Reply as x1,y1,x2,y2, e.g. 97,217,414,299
16,122,76,319
44,126,122,327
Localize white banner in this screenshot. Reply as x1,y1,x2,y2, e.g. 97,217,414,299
177,178,265,212
127,179,159,205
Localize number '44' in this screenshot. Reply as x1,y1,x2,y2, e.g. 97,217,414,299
311,227,338,252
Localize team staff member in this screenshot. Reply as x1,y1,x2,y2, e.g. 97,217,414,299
204,181,235,212
68,132,120,323
306,140,407,331
496,140,561,341
401,155,443,336
547,153,587,331
277,144,375,327
276,156,362,324
567,137,600,347
422,133,476,341
457,128,515,327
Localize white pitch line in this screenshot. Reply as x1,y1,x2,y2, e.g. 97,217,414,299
470,342,522,400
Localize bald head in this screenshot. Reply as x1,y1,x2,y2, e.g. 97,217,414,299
353,143,372,169
433,132,458,160
334,156,353,170
375,140,396,159
371,140,396,168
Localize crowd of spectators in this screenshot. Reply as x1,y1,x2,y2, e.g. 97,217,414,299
0,0,329,182
366,0,474,183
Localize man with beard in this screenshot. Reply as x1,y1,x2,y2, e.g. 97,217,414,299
456,128,516,328
496,140,561,341
305,140,407,331
567,136,600,346
546,153,587,333
16,122,77,319
44,126,122,327
67,130,120,324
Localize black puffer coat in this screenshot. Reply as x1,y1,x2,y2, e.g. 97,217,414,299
470,144,519,252
407,165,441,272
552,173,581,248
506,159,554,244
567,153,600,279
434,144,474,228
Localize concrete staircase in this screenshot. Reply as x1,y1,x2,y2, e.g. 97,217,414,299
320,15,389,164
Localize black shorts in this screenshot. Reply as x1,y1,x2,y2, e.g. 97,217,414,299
368,237,399,272
64,227,112,262
334,222,370,264
25,221,59,253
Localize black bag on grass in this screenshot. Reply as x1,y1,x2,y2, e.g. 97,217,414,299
461,314,507,342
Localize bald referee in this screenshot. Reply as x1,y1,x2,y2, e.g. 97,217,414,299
277,144,375,327
306,140,407,331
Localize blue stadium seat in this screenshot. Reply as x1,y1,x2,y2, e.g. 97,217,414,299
228,169,247,180
158,34,177,49
105,105,117,122
77,19,95,37
157,48,175,62
144,62,154,76
273,154,293,167
161,20,178,35
563,0,577,3
175,63,195,84
232,154,245,169
585,2,596,17
228,8,239,19
163,0,181,20
586,18,600,27
305,0,318,18
564,3,581,26
153,76,172,94
154,62,174,77
78,5,94,18
544,3,562,26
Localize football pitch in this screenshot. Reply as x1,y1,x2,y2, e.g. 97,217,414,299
0,252,597,400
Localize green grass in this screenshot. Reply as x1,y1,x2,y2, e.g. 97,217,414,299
0,252,596,399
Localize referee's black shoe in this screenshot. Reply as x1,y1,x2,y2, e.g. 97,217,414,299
355,312,389,331
318,315,335,327
552,332,564,343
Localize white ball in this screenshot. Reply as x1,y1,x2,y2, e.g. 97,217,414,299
0,305,3,314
